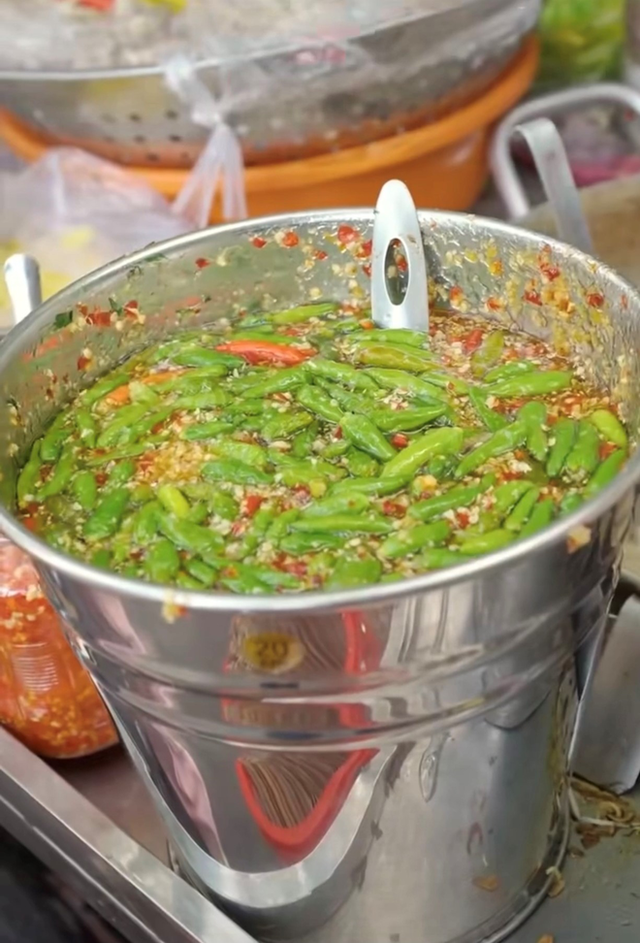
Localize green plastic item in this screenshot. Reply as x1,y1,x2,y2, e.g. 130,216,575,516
537,0,625,90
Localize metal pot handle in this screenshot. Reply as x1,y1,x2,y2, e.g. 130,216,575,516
3,255,42,325
490,82,640,232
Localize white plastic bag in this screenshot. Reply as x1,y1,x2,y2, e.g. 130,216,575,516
0,143,229,328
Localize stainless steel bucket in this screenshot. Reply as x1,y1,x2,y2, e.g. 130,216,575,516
0,211,639,943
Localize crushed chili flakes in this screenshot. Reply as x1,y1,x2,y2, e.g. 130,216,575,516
195,258,210,269
251,236,267,249
0,543,117,759
281,231,299,248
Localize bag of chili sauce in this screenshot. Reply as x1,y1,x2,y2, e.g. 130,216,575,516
0,538,118,759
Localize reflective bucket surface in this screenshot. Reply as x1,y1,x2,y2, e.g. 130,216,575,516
0,211,638,942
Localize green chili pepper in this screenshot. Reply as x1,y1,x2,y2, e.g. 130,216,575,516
504,487,541,532
365,368,448,403
315,381,376,418
91,548,113,570
457,529,514,555
331,475,411,496
132,500,161,544
291,514,393,535
37,443,76,499
325,554,383,589
97,404,149,449
519,498,556,538
157,514,224,555
234,366,306,398
372,404,448,434
426,454,458,481
82,373,130,407
218,565,273,595
493,480,534,515
518,401,549,462
279,532,344,555
584,449,626,498
352,343,435,374
108,459,136,488
468,387,507,432
383,427,464,480
182,421,236,441
343,447,379,478
470,331,505,377
416,547,464,570
271,302,337,325
291,421,319,459
587,409,628,449
40,414,70,463
546,418,577,477
455,421,526,479
349,329,427,348
340,413,396,462
171,390,230,411
304,358,377,391
266,508,300,542
71,470,98,511
145,539,180,583
157,485,191,519
262,410,313,442
379,520,451,559
86,443,149,466
84,488,130,540
17,440,42,507
185,503,209,525
409,475,494,522
296,385,343,423
565,421,601,478
128,380,161,406
321,439,350,459
483,361,535,384
202,460,272,486
302,491,371,518
75,408,97,448
184,557,218,587
173,349,243,369
488,370,573,399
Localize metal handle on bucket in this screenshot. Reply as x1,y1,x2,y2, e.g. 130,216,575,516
491,82,640,227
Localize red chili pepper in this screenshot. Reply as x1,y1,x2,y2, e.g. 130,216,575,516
382,500,405,517
334,427,343,439
337,224,359,246
587,291,604,308
359,319,374,330
600,441,618,460
362,263,372,278
449,286,464,305
77,0,114,9
523,289,543,306
281,231,299,248
195,258,210,269
391,433,409,449
215,340,316,365
282,559,308,578
486,297,503,312
244,495,264,517
123,300,140,319
251,236,267,249
462,329,484,353
77,355,91,371
456,509,471,529
313,249,328,261
85,310,112,327
359,239,372,258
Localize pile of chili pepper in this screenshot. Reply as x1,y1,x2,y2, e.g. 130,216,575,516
16,302,630,593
